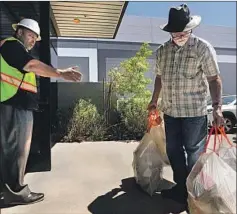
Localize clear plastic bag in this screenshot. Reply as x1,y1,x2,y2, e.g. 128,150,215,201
132,110,168,196
217,127,236,171
219,146,236,171
149,121,169,165
133,132,164,196
187,126,237,214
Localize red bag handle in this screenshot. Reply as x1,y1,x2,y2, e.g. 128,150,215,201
204,126,236,154
204,126,217,153
147,109,162,133
218,126,236,147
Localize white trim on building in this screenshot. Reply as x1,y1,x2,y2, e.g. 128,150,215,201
217,55,236,63
106,54,236,64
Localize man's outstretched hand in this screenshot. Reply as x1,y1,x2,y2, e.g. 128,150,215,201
60,66,82,82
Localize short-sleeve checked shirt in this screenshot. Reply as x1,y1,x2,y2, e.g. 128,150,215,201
156,34,220,117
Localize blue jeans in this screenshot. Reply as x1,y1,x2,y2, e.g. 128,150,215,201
164,114,207,188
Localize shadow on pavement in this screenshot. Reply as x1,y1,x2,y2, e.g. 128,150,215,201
88,177,187,214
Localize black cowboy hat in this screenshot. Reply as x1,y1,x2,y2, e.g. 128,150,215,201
160,3,201,33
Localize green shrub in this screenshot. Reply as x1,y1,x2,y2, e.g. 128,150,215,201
66,99,106,142
104,97,149,141
117,97,149,140
106,43,153,140
108,43,152,100
54,43,156,142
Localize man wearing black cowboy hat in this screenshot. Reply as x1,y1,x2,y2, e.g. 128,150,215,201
148,3,224,207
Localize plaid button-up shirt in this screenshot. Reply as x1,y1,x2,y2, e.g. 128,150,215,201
156,34,220,117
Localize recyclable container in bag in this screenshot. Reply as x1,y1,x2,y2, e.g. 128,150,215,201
187,126,236,214
133,110,168,196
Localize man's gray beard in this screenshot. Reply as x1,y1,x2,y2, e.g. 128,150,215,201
16,35,31,51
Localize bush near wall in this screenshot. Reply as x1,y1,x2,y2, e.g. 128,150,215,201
53,97,149,142
54,99,107,142
53,43,158,142
105,42,153,140
53,97,164,142
106,97,150,140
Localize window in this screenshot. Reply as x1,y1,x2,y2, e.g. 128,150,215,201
222,96,236,105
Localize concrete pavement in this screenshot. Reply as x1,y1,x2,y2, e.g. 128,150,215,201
1,134,236,214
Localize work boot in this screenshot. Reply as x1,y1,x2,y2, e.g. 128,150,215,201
3,184,44,205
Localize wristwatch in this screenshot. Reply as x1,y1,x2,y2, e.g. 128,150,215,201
212,102,222,109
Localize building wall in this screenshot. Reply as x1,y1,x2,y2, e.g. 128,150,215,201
54,39,235,78
110,15,236,49
53,15,236,49
50,46,57,67
55,47,98,82
57,56,90,82
51,15,236,108
52,39,236,109
219,62,236,94
57,82,105,113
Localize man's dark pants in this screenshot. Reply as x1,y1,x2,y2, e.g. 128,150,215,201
0,104,33,199
164,114,207,194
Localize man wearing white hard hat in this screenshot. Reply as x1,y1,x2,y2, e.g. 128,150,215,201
147,3,224,211
0,18,82,205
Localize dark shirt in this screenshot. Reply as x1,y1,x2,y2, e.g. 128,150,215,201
0,38,38,110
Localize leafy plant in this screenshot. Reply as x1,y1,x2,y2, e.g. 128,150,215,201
118,97,150,139
54,43,155,142
106,43,154,140
108,43,153,99
66,99,106,142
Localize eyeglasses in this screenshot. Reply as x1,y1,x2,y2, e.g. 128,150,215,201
171,31,192,39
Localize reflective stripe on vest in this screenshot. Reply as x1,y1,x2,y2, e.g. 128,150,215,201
0,37,37,102
0,73,37,93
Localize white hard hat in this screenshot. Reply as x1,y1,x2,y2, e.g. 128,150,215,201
12,18,41,41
